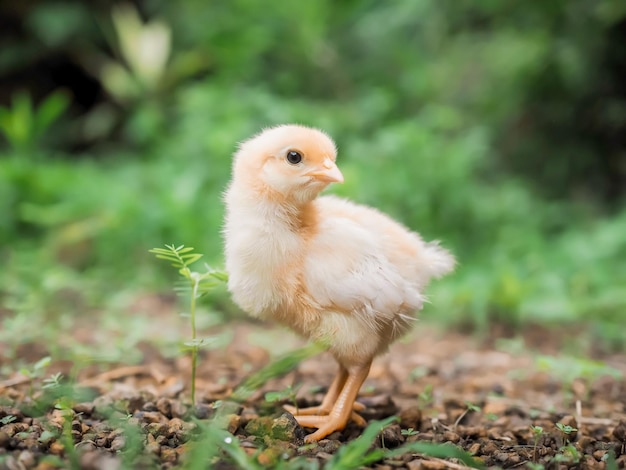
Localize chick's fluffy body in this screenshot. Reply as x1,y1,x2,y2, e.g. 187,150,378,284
224,125,454,369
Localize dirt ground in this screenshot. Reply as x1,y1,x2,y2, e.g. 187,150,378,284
1,320,625,469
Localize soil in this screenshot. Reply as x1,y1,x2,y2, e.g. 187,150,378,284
1,319,625,469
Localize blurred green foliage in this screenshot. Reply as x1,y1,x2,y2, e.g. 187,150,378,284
1,0,626,353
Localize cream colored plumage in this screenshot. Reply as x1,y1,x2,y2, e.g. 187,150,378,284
223,124,454,441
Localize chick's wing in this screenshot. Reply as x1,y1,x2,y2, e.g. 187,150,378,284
303,203,424,326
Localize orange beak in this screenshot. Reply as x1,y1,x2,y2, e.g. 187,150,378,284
305,158,344,183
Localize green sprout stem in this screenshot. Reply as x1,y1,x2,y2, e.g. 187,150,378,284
189,273,199,405
150,244,227,408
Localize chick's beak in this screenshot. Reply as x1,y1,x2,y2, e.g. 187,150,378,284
305,158,344,183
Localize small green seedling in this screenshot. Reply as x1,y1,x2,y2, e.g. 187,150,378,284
401,427,418,437
555,422,578,446
418,384,434,407
150,244,227,406
54,397,80,469
0,415,16,425
553,444,580,464
453,401,481,428
42,372,63,390
555,422,577,435
264,384,301,413
530,425,543,462
408,365,429,382
526,463,545,470
20,356,51,398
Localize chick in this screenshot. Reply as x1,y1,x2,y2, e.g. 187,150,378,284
223,124,455,442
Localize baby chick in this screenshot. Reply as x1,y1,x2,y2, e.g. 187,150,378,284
223,124,455,442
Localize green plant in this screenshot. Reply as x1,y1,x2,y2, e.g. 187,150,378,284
326,416,484,469
54,397,81,470
265,384,301,413
150,244,227,405
553,444,580,464
418,384,434,408
555,422,578,447
19,356,52,399
0,90,69,153
453,401,481,428
231,342,327,402
401,427,418,437
0,415,17,425
530,425,543,462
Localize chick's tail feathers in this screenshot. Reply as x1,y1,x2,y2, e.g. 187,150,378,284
421,241,456,281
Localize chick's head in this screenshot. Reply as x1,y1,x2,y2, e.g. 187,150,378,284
233,124,343,203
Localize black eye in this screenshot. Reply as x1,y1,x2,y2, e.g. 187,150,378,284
286,150,302,164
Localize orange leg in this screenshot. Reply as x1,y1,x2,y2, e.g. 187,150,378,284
284,365,348,416
292,362,371,442
284,366,366,424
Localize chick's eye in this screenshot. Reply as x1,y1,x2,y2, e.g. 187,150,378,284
286,150,302,164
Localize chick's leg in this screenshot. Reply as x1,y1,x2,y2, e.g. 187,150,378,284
284,366,348,416
294,362,371,442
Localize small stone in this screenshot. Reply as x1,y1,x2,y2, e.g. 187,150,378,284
143,401,158,412
167,418,185,436
319,439,341,453
192,404,213,419
314,451,333,461
270,413,305,442
494,451,509,463
612,420,626,442
146,434,160,456
76,441,97,452
170,400,187,419
245,417,273,438
227,414,241,434
73,402,95,415
399,407,422,430
136,411,163,424
49,441,65,455
110,435,125,451
160,447,178,464
34,461,58,470
2,422,29,437
482,400,508,416
593,450,607,460
442,431,460,443
468,442,481,455
156,398,172,418
18,450,36,468
146,422,167,438
79,450,121,470
576,435,594,452
379,424,404,448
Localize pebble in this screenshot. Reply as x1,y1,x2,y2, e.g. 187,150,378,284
145,434,160,456
110,435,125,451
156,398,172,418
0,431,9,447
160,446,178,464
441,430,460,443
73,402,95,415
379,424,404,447
49,441,65,455
612,420,626,442
18,450,36,467
146,422,167,437
468,442,481,455
399,406,422,430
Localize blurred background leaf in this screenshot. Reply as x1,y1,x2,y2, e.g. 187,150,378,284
1,0,625,356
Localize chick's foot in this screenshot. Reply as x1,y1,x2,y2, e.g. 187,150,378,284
283,401,365,416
